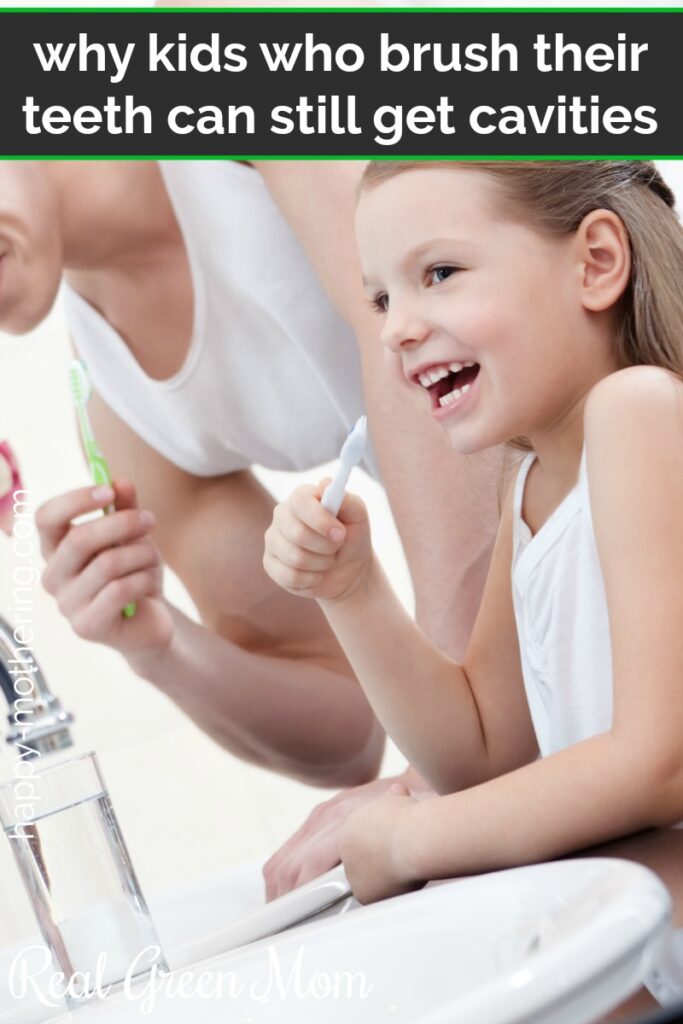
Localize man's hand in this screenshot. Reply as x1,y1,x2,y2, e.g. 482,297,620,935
36,479,173,658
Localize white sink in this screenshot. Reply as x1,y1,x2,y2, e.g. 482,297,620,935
0,858,671,1024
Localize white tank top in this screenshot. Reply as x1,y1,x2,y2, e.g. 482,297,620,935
512,450,682,818
511,448,614,757
511,447,683,1003
61,161,372,478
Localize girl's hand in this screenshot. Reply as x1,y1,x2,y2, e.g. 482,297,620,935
263,768,436,901
263,480,372,604
36,480,173,659
339,783,424,904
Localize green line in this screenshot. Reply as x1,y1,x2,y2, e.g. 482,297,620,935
2,154,680,160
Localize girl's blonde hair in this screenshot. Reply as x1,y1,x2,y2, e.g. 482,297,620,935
361,161,683,378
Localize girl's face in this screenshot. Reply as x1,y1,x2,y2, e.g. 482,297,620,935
356,168,618,455
0,164,63,335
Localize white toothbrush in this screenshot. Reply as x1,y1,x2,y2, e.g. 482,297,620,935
320,416,368,516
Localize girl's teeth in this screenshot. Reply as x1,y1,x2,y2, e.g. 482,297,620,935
438,381,473,408
418,363,478,392
439,388,462,407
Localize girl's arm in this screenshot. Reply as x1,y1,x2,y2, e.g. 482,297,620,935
320,484,537,792
265,477,538,794
342,728,663,904
340,365,683,903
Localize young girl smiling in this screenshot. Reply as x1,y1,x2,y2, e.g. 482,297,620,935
263,161,683,914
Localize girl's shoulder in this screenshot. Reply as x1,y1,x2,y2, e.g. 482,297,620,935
584,366,683,451
585,365,683,420
583,365,683,534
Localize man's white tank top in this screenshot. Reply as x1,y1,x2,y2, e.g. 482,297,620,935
61,162,371,477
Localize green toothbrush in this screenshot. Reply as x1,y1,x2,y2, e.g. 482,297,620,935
69,359,136,619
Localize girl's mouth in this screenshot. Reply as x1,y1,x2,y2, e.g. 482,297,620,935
413,361,481,413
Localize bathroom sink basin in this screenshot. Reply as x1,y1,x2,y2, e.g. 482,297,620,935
1,857,671,1024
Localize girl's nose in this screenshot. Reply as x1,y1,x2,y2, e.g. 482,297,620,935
380,304,431,354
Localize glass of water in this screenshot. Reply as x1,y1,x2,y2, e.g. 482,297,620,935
0,751,168,1005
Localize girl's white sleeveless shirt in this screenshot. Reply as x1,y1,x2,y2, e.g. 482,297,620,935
511,448,613,756
512,448,683,1004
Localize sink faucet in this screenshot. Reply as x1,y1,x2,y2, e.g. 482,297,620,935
0,614,74,759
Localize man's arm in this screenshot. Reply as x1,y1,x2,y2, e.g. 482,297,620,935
84,390,385,786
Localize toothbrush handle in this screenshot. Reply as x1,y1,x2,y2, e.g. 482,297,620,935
89,451,137,619
89,452,115,513
321,469,350,517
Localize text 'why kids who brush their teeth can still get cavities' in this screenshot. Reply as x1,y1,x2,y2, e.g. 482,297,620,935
3,9,678,155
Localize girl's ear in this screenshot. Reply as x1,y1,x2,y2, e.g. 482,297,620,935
576,209,631,313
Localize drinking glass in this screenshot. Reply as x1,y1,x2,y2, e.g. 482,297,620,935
0,751,168,1006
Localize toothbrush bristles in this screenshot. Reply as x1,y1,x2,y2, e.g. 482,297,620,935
68,359,92,406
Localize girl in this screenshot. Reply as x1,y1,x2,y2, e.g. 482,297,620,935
263,161,683,916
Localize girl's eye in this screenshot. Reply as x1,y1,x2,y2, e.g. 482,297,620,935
369,292,389,314
429,266,457,285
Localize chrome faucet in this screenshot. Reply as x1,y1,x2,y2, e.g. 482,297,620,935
0,614,74,759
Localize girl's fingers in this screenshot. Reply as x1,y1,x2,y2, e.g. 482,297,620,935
289,485,349,541
41,509,155,596
273,503,340,555
263,553,323,593
57,541,161,617
36,485,118,559
71,570,160,642
266,531,334,573
330,490,369,528
271,485,367,551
